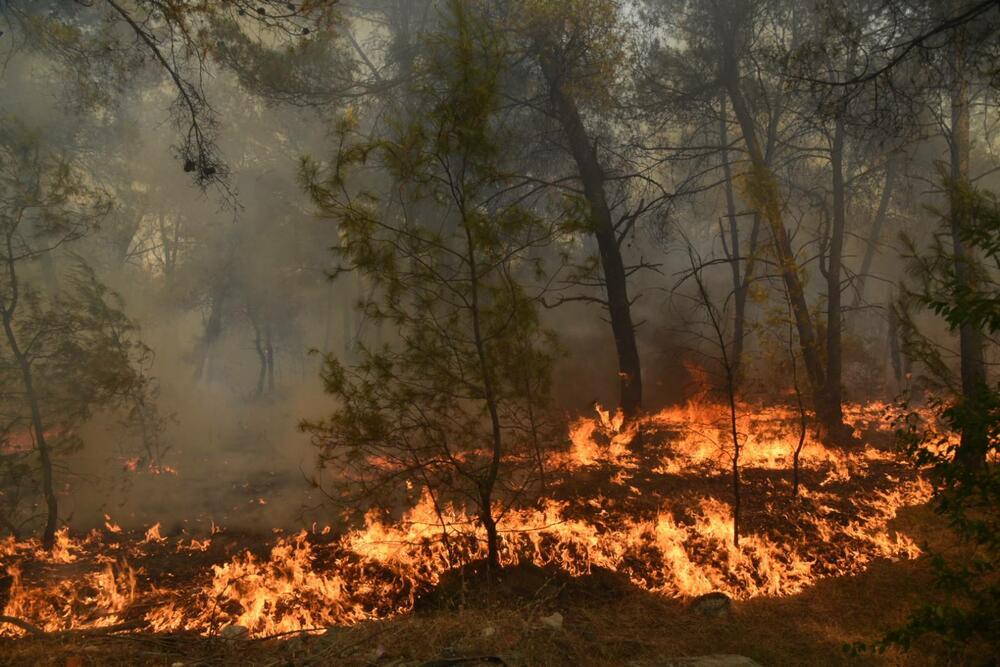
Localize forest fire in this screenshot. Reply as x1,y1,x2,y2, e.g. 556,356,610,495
2,0,997,662
1,402,933,640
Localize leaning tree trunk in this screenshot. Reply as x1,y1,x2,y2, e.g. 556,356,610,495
949,22,988,469
719,93,762,382
721,69,840,440
540,57,642,421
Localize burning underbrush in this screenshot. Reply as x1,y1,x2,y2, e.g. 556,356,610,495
1,402,936,640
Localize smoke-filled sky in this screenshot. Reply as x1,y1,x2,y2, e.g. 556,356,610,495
0,0,997,536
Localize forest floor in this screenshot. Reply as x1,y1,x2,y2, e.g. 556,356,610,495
0,404,987,665
0,505,965,666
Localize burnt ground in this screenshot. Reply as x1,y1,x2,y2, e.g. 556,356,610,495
0,412,986,665
0,506,980,666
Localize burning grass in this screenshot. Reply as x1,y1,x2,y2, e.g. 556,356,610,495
0,401,939,656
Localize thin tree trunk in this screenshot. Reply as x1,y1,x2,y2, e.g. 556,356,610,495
689,249,741,546
817,112,849,440
523,377,546,495
4,326,58,550
540,57,643,421
0,249,57,549
888,299,903,385
948,21,988,469
726,363,741,548
194,282,226,381
461,203,503,571
789,308,808,497
852,155,897,309
0,509,18,539
721,51,848,442
720,93,747,378
252,318,266,396
265,322,275,393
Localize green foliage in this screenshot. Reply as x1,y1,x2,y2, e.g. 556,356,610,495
515,0,626,108
300,1,564,561
0,117,164,536
881,177,1000,658
10,263,161,447
881,391,1000,656
918,180,1000,336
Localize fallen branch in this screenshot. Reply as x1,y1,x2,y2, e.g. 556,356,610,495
0,614,44,635
420,657,507,666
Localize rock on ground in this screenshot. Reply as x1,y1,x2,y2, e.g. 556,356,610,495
665,656,763,667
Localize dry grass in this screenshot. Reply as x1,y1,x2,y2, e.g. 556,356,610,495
0,504,971,667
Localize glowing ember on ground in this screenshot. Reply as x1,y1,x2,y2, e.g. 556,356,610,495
0,403,935,639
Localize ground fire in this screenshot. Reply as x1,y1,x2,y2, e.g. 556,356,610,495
1,402,935,639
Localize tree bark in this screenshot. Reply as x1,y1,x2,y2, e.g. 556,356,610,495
194,281,227,381
852,155,897,309
720,94,747,378
817,112,850,439
461,201,503,571
0,248,58,550
720,57,844,439
540,57,643,420
948,22,988,468
888,299,903,385
265,322,275,393
253,317,267,396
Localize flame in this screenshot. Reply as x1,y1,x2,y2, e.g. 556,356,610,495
39,527,79,564
3,560,136,633
143,523,165,544
104,514,122,534
177,538,211,552
0,401,937,639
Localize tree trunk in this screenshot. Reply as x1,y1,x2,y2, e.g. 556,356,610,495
1,308,58,550
265,322,275,393
461,203,503,572
194,282,226,381
720,48,850,443
949,23,988,469
816,112,851,441
888,299,903,385
852,155,897,308
253,318,266,396
725,363,741,548
480,493,500,571
1,234,58,549
720,93,747,379
540,57,642,420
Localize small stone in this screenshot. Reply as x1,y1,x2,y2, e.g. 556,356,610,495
220,624,249,639
689,591,732,617
539,611,563,630
499,652,524,667
668,656,763,667
482,625,496,637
